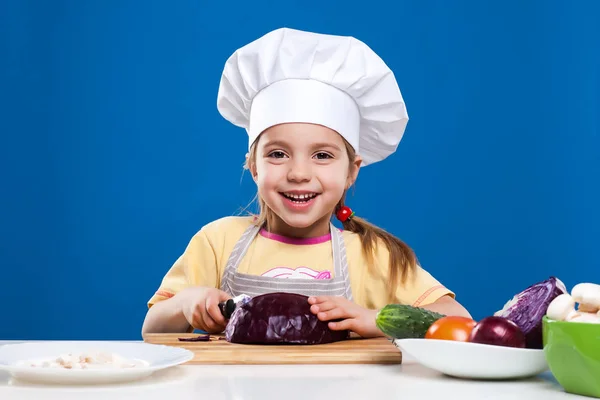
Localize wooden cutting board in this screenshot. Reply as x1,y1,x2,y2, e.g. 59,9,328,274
143,333,402,365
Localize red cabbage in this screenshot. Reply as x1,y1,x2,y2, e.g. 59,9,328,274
178,335,211,342
224,292,350,345
493,276,567,349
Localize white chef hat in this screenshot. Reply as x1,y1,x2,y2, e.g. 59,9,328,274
216,27,409,166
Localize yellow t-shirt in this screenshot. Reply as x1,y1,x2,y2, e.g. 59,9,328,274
147,216,454,310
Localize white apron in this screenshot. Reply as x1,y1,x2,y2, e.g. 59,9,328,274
220,222,353,300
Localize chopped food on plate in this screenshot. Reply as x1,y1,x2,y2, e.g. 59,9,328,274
18,350,147,369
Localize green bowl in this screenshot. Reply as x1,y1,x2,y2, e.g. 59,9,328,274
543,315,600,398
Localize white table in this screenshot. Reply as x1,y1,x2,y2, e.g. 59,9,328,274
0,340,578,400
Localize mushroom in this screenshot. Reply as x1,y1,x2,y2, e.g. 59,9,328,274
579,304,598,313
568,312,600,324
571,283,600,314
546,293,577,321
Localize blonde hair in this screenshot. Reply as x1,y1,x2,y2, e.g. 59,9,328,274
244,138,417,302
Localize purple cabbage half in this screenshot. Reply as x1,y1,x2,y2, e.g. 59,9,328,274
224,292,350,345
494,276,567,349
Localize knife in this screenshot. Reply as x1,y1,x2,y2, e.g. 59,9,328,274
218,294,251,319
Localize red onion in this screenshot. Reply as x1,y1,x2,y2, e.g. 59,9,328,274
468,316,526,348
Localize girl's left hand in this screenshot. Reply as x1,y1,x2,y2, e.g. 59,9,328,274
307,296,384,338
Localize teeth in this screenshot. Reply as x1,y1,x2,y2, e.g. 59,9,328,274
284,193,317,200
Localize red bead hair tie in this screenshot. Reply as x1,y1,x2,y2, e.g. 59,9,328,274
336,206,355,222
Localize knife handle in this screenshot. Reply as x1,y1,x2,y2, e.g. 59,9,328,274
218,298,236,319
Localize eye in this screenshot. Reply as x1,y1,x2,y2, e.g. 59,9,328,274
314,152,333,160
268,151,287,159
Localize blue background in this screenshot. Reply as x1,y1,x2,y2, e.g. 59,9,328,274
1,1,598,340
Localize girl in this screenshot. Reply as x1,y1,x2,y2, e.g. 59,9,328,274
142,28,471,338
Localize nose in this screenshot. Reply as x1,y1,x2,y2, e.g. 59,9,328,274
287,159,311,182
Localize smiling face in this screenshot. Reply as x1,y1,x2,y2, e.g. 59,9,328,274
249,123,362,238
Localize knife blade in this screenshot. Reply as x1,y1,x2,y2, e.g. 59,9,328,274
218,294,251,319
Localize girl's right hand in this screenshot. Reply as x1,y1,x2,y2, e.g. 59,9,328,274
179,287,232,333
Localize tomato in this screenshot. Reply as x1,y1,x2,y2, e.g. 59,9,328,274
425,316,477,342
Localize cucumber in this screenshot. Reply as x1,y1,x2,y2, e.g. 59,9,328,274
375,304,445,339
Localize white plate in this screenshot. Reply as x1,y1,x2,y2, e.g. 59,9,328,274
393,338,549,380
0,341,193,385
